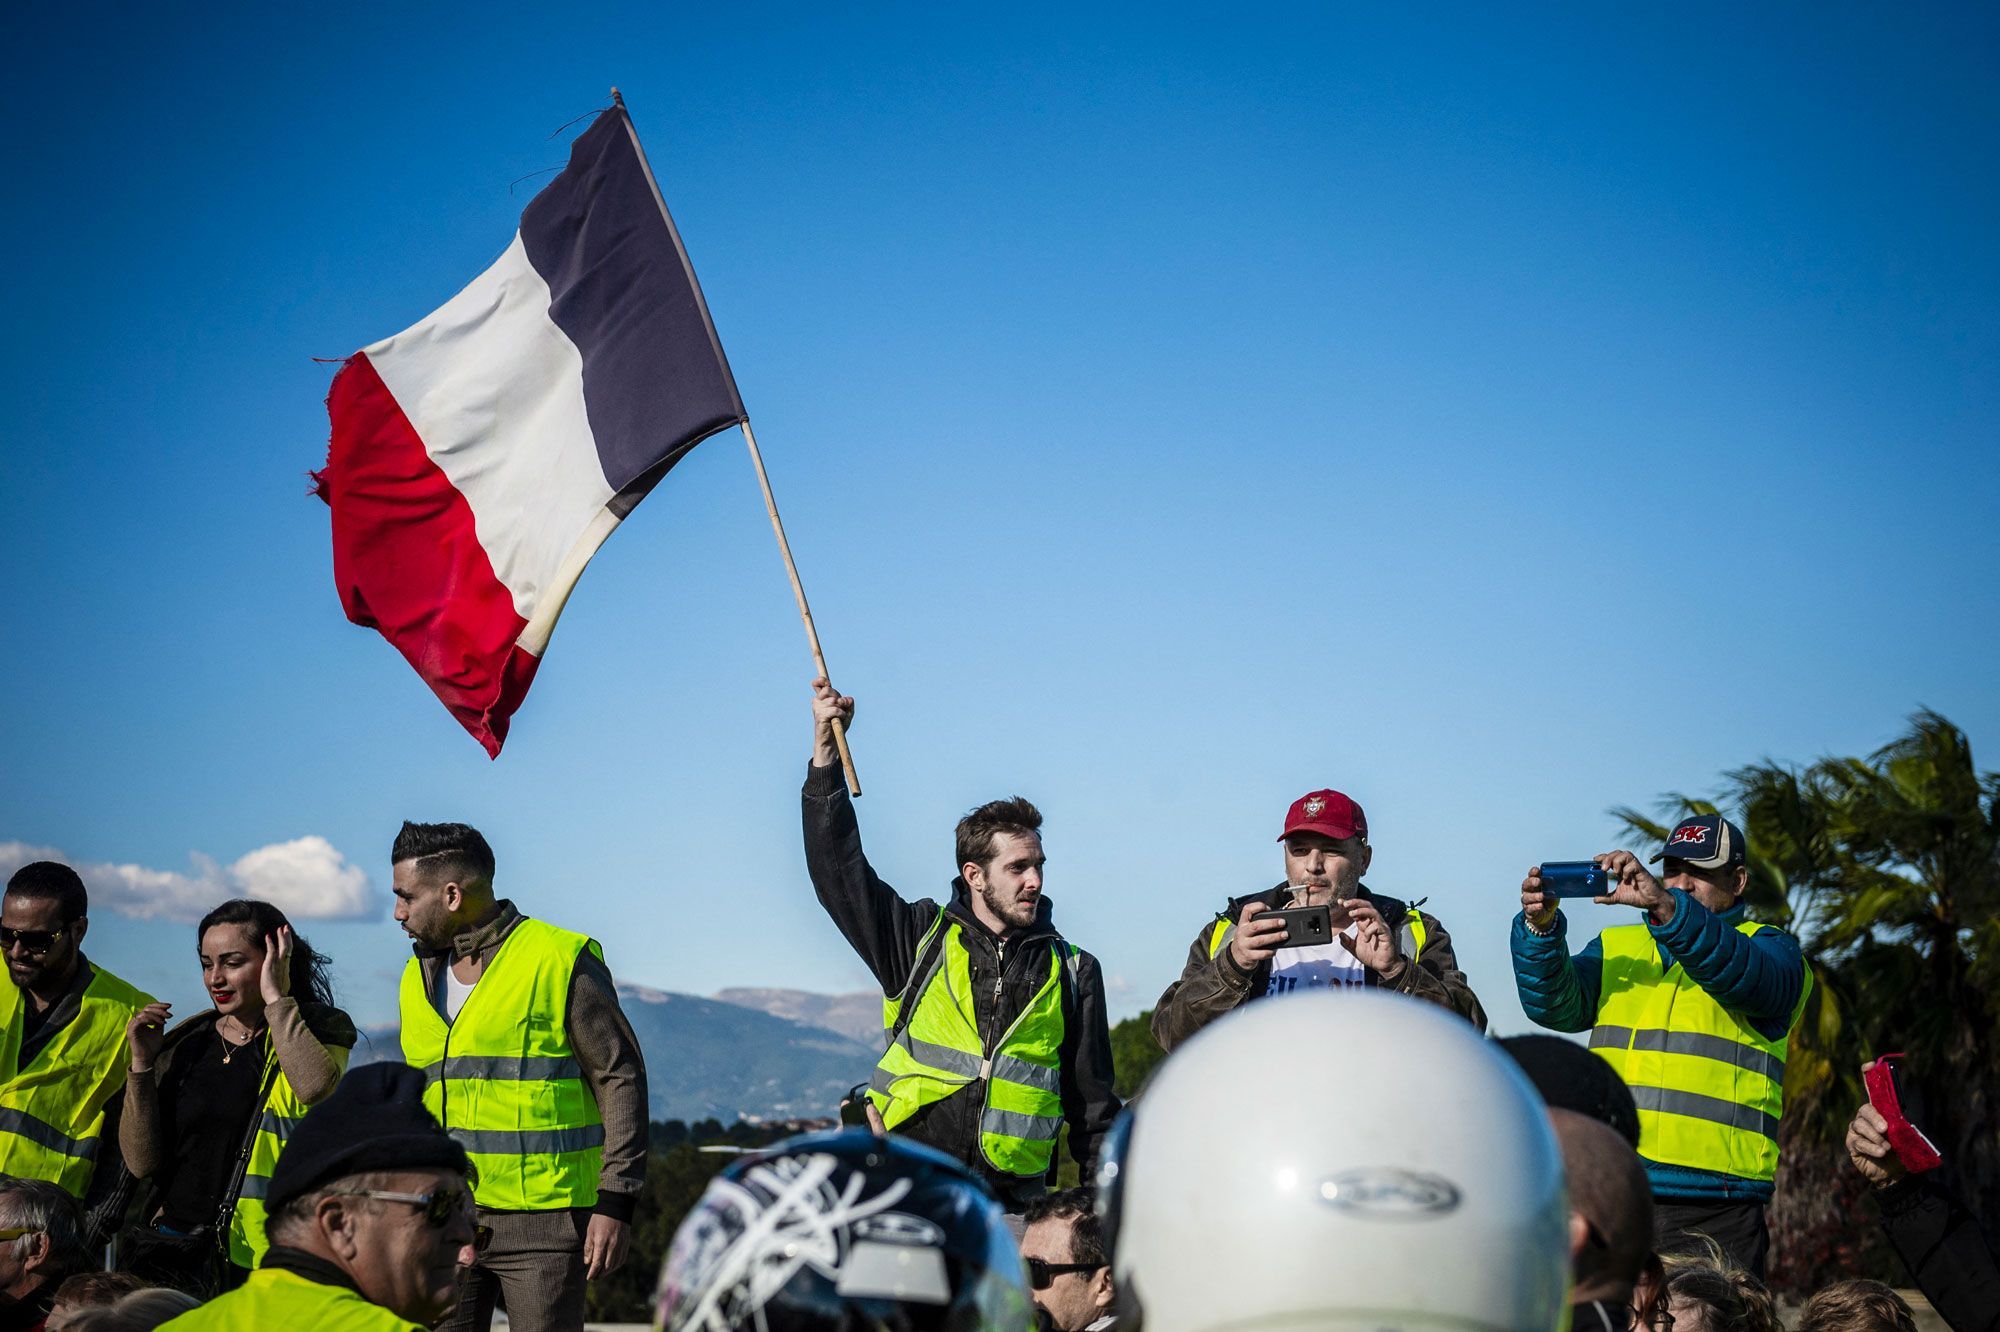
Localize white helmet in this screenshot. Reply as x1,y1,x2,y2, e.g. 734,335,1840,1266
1100,991,1569,1332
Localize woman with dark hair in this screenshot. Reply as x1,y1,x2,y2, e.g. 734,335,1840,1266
117,899,355,1294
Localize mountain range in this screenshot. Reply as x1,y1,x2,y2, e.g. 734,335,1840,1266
710,986,882,1046
355,984,885,1123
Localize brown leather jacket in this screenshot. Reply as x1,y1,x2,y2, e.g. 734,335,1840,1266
1151,883,1486,1052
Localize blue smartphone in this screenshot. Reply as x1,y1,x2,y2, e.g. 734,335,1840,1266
1538,862,1609,898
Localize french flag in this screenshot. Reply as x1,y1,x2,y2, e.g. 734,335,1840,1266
316,106,745,756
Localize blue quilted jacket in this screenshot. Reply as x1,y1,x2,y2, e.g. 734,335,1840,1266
1510,890,1807,1201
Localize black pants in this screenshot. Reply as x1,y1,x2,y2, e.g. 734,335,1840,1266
1654,1198,1769,1278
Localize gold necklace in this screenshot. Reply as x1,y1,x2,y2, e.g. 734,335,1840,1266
218,1019,263,1064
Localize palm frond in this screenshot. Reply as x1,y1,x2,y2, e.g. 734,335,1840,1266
1614,709,1997,1193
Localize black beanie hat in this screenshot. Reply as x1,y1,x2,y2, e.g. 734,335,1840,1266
1499,1033,1642,1148
264,1062,471,1214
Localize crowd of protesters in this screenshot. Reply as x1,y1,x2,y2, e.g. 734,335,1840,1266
0,675,1990,1329
0,830,645,1332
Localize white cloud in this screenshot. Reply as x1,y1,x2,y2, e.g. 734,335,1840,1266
0,836,377,922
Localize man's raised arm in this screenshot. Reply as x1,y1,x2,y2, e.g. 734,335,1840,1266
802,678,932,992
1511,867,1602,1033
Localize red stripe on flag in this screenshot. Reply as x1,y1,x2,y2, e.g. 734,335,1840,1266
319,353,540,757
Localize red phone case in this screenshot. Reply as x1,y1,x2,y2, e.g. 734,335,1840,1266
1864,1055,1943,1173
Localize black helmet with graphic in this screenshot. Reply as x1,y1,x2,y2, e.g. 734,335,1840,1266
656,1128,1034,1332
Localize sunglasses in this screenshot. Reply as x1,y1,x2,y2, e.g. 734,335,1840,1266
0,1226,43,1242
0,927,68,957
335,1187,488,1251
1024,1257,1101,1290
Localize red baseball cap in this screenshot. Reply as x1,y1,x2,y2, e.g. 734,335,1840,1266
1278,789,1368,843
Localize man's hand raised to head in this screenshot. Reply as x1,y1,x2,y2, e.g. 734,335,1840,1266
811,677,855,768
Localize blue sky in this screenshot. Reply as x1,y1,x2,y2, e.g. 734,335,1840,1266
3,4,1995,1038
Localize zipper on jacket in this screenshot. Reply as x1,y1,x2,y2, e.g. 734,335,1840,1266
984,938,1044,1058
437,960,455,1132
981,945,1060,1153
991,939,1007,1043
987,971,1044,1063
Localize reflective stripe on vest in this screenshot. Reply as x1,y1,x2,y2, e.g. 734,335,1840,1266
866,914,1073,1179
228,1041,353,1268
0,965,154,1198
158,1264,426,1331
1205,905,1430,965
398,919,604,1211
1589,921,1811,1183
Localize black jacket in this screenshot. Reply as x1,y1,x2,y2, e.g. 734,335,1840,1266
802,763,1122,1198
121,1000,356,1240
1877,1171,2000,1332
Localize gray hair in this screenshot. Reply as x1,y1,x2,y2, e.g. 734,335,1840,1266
0,1173,87,1277
58,1288,202,1332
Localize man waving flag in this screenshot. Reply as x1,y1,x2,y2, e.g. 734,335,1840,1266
316,100,745,757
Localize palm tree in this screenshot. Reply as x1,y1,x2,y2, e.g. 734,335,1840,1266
1613,710,1999,1274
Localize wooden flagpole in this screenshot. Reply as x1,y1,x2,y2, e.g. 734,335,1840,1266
740,420,860,795
609,88,860,796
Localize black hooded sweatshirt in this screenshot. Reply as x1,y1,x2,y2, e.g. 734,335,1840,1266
802,763,1121,1202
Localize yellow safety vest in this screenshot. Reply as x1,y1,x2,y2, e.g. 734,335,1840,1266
158,1265,425,1331
868,913,1076,1179
230,1038,353,1269
399,918,604,1211
0,963,154,1197
1589,921,1811,1182
1205,900,1431,967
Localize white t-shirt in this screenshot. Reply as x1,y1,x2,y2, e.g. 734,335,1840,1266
1262,926,1367,997
437,965,477,1020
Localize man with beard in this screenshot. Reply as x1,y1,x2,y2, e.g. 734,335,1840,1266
388,823,648,1332
0,862,153,1228
803,679,1120,1211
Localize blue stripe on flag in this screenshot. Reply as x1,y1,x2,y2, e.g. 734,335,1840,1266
519,109,745,506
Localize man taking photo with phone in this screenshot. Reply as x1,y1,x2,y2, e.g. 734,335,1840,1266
1510,814,1811,1278
802,680,1121,1211
1152,789,1485,1053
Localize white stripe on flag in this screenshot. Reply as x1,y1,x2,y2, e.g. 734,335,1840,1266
519,507,622,657
366,233,616,623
